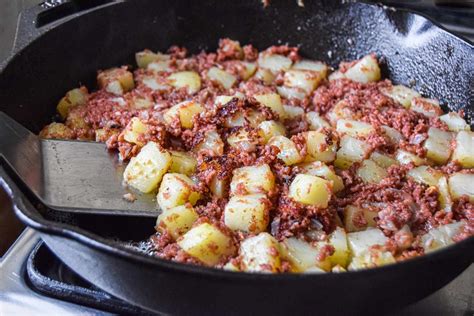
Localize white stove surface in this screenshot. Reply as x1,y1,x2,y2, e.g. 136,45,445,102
0,229,115,316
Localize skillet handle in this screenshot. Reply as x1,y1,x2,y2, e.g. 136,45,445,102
13,0,123,54
0,166,55,235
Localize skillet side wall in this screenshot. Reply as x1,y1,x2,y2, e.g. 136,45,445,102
0,0,472,133
0,0,473,314
40,233,472,315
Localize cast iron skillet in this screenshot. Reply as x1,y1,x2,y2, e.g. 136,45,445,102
0,0,473,314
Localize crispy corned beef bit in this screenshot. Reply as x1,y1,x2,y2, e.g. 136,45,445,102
41,38,473,272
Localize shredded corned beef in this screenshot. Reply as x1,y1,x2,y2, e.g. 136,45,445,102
40,38,473,272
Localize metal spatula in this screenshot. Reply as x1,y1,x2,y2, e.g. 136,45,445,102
0,112,157,216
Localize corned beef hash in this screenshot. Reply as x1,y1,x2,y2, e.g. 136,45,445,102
40,39,473,273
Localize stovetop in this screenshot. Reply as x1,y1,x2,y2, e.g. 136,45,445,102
0,1,473,315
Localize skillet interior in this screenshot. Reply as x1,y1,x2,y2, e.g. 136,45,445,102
0,0,473,314
0,0,472,132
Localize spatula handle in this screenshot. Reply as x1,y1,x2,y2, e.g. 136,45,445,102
0,112,43,197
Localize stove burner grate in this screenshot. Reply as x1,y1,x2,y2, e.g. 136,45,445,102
26,241,154,315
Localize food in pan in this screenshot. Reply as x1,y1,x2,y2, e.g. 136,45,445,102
40,39,473,273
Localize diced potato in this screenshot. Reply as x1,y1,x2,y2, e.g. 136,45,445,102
344,54,381,83
97,67,135,95
343,205,378,232
448,173,474,202
224,112,246,128
157,173,201,211
227,129,258,152
156,205,199,240
135,50,170,68
283,70,321,94
268,136,303,165
95,128,119,142
348,249,395,271
407,165,442,186
410,97,442,117
421,221,466,253
240,61,257,80
303,267,327,274
282,238,331,272
123,117,148,146
276,86,306,101
57,87,88,119
207,67,237,89
223,261,240,272
288,174,331,207
437,176,453,212
328,70,345,81
224,194,270,233
219,39,243,58
381,85,420,108
395,149,427,166
254,93,287,119
395,225,414,251
123,142,171,193
222,102,260,127
110,96,127,107
292,60,328,78
164,100,204,129
347,228,388,257
370,152,398,168
214,95,234,107
178,101,204,127
306,111,331,130
452,131,474,168
440,112,470,132
298,162,344,193
39,122,75,139
381,125,404,144
334,135,371,169
304,131,337,163
142,76,169,91
258,120,286,143
168,71,201,94
65,109,90,132
332,265,347,273
194,130,224,157
258,54,292,73
328,227,350,268
336,119,374,138
327,100,354,126
209,176,228,199
234,91,246,99
230,164,275,195
240,233,282,273
246,109,266,128
147,60,173,73
423,127,453,164
178,223,235,266
356,159,388,184
255,68,275,84
169,151,197,176
283,105,305,120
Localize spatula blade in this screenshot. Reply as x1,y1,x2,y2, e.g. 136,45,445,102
0,112,158,216
40,139,159,216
